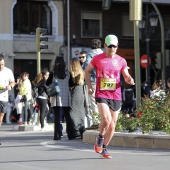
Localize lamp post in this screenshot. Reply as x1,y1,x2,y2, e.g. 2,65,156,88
149,0,165,86
139,5,158,92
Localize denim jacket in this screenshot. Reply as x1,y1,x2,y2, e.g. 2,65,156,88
85,49,103,83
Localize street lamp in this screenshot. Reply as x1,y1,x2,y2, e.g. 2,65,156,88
139,5,158,94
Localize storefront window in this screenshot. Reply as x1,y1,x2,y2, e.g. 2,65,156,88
13,0,52,35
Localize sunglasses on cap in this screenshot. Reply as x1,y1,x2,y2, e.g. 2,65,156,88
107,44,118,49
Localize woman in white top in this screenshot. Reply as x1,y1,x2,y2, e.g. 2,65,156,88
150,80,166,99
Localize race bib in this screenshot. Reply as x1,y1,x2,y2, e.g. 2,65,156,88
100,78,116,90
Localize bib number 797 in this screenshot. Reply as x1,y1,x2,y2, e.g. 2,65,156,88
100,78,116,90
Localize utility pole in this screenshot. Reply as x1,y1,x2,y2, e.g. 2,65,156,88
129,0,142,110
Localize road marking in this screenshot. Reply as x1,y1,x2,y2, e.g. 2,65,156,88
8,163,44,170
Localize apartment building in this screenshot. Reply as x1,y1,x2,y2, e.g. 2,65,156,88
1,0,170,86
0,0,64,82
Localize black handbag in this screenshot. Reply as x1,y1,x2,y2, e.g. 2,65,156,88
20,95,27,102
46,78,60,97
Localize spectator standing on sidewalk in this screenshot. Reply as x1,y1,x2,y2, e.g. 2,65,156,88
166,78,170,94
122,84,136,116
50,56,71,140
19,72,32,125
79,50,87,70
67,58,85,139
85,34,135,159
150,80,166,99
85,39,103,127
79,51,92,128
0,54,15,126
36,70,50,131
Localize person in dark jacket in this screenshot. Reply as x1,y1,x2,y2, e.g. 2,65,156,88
35,70,50,131
50,56,72,140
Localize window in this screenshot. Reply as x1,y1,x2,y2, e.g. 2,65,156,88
13,0,52,35
14,59,50,82
122,14,134,39
81,11,102,38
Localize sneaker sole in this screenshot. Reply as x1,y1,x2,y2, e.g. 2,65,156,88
100,154,112,159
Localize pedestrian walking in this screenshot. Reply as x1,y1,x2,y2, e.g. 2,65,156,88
0,53,15,126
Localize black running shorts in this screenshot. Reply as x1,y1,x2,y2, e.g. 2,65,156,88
95,98,121,112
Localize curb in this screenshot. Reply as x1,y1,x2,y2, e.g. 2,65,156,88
13,124,54,131
83,130,170,150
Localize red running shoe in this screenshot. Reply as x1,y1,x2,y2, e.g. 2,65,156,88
101,148,112,159
94,136,104,153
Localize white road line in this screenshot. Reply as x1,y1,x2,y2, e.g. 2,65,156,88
8,163,45,170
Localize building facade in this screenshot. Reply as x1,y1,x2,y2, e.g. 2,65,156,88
0,0,64,83
1,0,170,99
66,0,170,84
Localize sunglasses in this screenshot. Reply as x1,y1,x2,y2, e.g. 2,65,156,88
79,56,85,59
107,44,118,49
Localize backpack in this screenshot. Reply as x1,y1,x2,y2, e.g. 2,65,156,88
32,81,41,99
125,90,133,104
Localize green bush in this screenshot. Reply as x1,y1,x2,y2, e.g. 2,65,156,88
116,94,170,134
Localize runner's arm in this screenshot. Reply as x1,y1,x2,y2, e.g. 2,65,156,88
122,67,135,85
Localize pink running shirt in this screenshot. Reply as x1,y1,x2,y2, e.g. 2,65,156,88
90,53,127,101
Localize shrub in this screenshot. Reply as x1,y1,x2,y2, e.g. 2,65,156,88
116,94,170,134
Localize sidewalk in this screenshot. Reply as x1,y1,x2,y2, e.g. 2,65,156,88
83,130,170,150
13,124,54,131
0,122,54,132
2,123,170,150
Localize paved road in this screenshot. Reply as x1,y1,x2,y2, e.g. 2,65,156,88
0,124,170,170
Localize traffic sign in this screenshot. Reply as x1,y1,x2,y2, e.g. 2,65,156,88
140,55,151,68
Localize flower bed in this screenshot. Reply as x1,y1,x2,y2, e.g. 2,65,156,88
116,94,170,134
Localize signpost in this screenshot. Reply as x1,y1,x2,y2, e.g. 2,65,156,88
140,54,151,83
140,54,151,68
